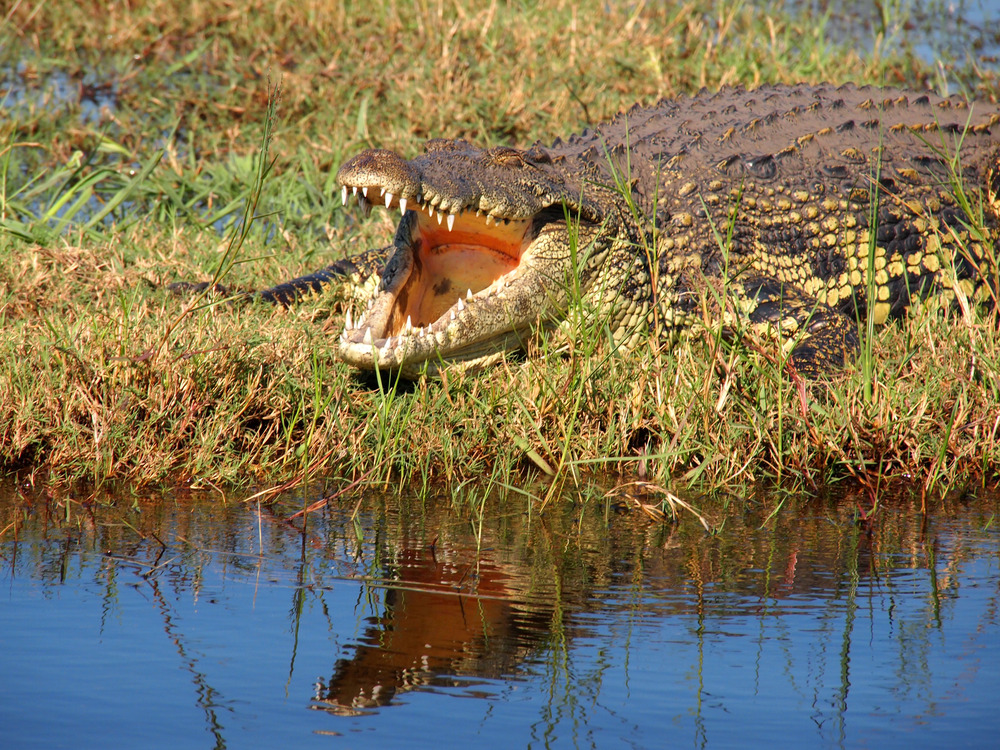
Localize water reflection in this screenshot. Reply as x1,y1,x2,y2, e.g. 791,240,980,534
1,485,998,748
313,543,548,714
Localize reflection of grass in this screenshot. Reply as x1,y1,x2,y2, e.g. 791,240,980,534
0,1,998,503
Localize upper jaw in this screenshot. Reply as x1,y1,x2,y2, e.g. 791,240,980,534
335,145,549,225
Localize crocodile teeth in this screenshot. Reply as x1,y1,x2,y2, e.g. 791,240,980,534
362,327,372,345
384,191,394,208
399,197,407,214
446,213,455,231
456,297,465,311
450,309,456,321
436,212,443,225
362,186,368,198
341,186,348,206
404,315,413,334
345,308,353,329
379,187,386,197
466,289,473,300
427,205,434,218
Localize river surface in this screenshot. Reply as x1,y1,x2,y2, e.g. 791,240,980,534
1,484,997,749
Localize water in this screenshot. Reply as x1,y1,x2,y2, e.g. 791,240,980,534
786,0,1000,84
1,486,997,748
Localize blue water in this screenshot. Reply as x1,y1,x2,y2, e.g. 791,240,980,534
1,489,998,749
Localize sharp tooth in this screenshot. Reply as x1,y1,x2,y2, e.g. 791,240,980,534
447,213,455,231
345,309,353,329
457,297,465,311
405,315,413,333
380,338,393,356
399,198,407,214
385,191,394,208
450,310,456,321
380,187,386,197
436,212,443,225
352,186,358,196
485,214,494,226
427,205,434,218
341,186,348,206
466,289,473,300
362,328,372,345
362,186,368,198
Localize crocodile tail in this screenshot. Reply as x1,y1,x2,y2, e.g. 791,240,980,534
975,151,1000,308
989,151,1000,223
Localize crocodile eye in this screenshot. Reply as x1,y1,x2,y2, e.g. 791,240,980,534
487,147,527,167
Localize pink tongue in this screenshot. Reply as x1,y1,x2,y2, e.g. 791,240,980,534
403,244,514,327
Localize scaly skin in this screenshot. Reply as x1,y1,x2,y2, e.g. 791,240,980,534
262,84,1000,377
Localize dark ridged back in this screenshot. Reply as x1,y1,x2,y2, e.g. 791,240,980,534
544,83,1000,217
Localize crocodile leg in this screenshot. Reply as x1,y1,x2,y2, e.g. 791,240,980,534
739,278,861,375
258,244,392,306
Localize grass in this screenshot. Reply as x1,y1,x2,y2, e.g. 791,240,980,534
1,0,999,509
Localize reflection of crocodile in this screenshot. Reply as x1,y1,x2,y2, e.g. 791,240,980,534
313,545,552,715
263,84,1000,377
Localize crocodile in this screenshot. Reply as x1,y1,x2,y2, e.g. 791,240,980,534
260,83,1000,377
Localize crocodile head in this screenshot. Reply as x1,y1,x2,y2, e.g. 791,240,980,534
335,139,622,377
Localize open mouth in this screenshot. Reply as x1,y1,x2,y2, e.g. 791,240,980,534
336,183,540,370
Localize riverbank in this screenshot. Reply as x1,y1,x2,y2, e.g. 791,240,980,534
2,0,998,507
